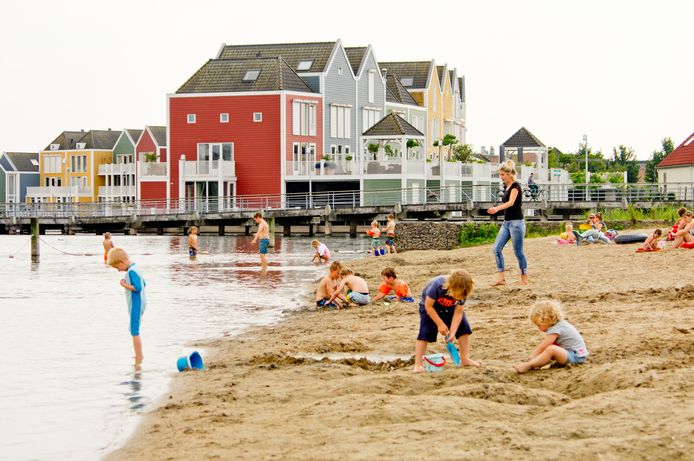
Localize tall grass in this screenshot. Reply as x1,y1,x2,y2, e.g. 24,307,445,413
458,222,562,247
584,206,682,224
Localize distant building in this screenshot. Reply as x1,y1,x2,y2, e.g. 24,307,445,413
499,127,548,170
0,152,39,203
656,131,694,197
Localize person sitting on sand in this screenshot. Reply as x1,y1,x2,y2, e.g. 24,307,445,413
513,300,588,374
672,211,694,248
311,239,331,263
102,232,115,262
326,268,370,306
574,214,610,244
413,269,480,373
188,226,199,258
367,220,382,255
667,207,688,241
315,261,344,308
637,229,662,252
558,222,577,244
372,267,413,302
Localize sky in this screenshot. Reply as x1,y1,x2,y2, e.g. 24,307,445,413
1,0,692,160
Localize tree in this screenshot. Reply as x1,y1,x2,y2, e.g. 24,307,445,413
442,134,458,160
645,137,674,183
452,144,474,163
610,145,639,183
406,139,420,159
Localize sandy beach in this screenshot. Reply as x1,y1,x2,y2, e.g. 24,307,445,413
109,233,694,460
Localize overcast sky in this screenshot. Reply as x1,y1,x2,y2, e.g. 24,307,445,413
1,0,692,159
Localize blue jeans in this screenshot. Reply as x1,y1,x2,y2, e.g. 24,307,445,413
493,219,528,274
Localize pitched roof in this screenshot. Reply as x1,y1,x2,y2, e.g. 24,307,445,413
149,126,167,147
458,77,465,102
217,41,336,73
344,47,367,74
176,57,314,94
657,131,694,168
44,131,85,150
124,129,143,145
436,65,446,87
362,113,424,137
378,61,433,90
501,127,546,148
4,152,39,172
79,129,122,150
385,74,420,106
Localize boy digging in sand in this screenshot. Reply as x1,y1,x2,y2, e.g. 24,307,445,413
413,269,479,373
315,261,345,308
372,267,413,302
326,268,370,306
107,248,147,365
102,232,115,262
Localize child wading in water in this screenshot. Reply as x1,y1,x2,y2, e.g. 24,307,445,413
311,239,331,263
372,267,413,302
107,248,147,365
367,220,383,255
102,232,115,262
384,214,397,254
513,300,588,373
188,226,199,258
413,269,480,373
326,268,370,306
251,212,270,269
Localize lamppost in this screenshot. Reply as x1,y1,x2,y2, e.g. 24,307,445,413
583,134,589,201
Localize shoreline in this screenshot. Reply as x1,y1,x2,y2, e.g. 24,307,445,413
108,232,693,460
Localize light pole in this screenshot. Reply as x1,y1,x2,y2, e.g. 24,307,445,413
582,134,589,201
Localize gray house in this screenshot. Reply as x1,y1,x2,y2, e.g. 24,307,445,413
0,152,40,203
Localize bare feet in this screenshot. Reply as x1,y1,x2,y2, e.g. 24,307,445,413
461,358,480,367
491,281,506,287
513,363,530,374
519,274,529,286
412,365,425,373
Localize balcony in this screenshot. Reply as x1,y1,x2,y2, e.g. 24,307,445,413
26,186,92,198
140,161,167,177
98,185,136,198
98,163,136,175
182,160,235,178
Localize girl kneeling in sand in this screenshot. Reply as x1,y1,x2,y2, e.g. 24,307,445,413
513,300,588,373
413,269,480,373
672,211,694,248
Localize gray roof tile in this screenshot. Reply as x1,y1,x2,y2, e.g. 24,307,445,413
5,152,39,172
436,65,446,87
386,74,420,107
45,131,85,151
125,129,143,145
363,113,424,137
344,47,367,74
501,127,546,148
149,126,167,147
79,130,122,150
176,57,314,94
218,42,336,73
379,61,433,89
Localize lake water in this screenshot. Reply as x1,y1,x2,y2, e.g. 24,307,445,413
0,234,368,461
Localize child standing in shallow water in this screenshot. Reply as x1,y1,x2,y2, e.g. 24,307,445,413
107,248,147,365
367,220,382,255
513,300,588,373
102,232,115,262
188,226,199,258
413,269,479,373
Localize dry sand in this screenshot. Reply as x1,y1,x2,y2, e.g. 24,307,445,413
109,232,694,460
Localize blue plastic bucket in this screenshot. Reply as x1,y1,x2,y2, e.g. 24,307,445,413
177,351,204,372
423,353,446,372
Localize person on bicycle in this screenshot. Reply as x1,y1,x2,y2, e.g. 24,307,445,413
527,173,539,199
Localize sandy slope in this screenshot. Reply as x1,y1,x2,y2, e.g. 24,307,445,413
108,232,694,460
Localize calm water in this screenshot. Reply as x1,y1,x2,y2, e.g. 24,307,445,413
0,234,368,461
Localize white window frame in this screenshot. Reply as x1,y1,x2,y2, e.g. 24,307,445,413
329,105,351,139
337,66,343,76
368,70,375,103
187,114,196,124
362,108,380,132
220,113,229,123
297,60,313,71
44,154,61,173
253,112,262,122
292,142,300,174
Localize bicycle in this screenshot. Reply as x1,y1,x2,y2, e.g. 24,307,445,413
523,185,545,201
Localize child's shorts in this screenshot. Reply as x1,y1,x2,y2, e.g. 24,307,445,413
417,306,472,342
189,247,197,257
567,350,587,365
347,292,370,305
385,236,395,246
316,299,338,308
259,238,270,254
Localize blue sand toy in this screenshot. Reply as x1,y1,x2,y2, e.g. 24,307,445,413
177,351,204,372
423,353,446,372
446,335,461,366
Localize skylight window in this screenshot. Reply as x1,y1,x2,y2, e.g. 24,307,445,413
400,77,414,87
30,159,39,166
243,70,261,82
297,60,313,71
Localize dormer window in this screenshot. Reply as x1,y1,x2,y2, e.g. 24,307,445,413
297,60,313,71
50,144,60,151
76,142,86,150
243,70,261,82
401,77,414,87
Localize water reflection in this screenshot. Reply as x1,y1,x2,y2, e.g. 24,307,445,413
119,366,144,411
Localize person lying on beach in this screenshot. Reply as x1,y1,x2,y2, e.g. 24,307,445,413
107,247,147,365
558,222,576,244
188,226,199,258
372,267,413,302
513,300,588,374
102,232,115,262
413,269,480,373
637,229,662,252
672,211,694,248
667,207,688,241
326,268,370,306
315,261,344,308
311,239,331,263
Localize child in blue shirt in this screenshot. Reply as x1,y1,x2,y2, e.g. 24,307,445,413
513,300,588,373
413,269,480,373
107,247,147,365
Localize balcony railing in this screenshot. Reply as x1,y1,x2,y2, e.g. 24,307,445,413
98,185,136,197
182,160,235,177
140,161,167,177
98,163,136,175
26,186,92,197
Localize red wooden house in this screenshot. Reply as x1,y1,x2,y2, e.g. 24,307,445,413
168,57,322,208
135,125,168,202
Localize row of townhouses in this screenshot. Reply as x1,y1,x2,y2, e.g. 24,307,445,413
3,39,559,208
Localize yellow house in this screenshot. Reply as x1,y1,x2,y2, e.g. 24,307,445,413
27,130,121,203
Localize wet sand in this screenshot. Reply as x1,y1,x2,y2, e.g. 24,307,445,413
109,232,694,460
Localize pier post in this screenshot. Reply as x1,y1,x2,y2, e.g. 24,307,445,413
324,205,332,236
31,218,39,263
349,220,357,238
157,227,164,236
283,222,291,237
218,225,225,236
245,225,251,236
308,223,314,237
268,217,276,248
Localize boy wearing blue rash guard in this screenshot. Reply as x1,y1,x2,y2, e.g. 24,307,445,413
107,247,147,364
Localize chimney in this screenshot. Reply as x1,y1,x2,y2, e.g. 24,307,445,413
81,129,84,132
381,68,387,79
108,128,111,131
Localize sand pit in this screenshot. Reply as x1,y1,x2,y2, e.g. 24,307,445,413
109,233,694,460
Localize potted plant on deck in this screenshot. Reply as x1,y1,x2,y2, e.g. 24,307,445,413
322,155,335,175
